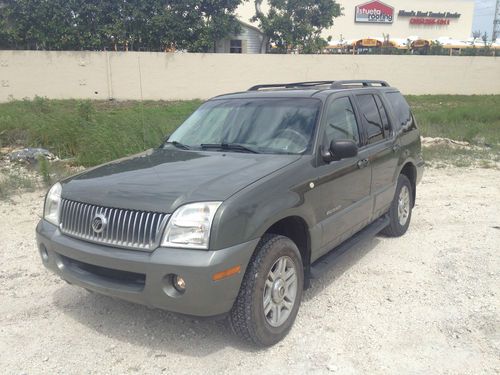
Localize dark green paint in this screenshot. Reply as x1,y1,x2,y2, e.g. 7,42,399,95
37,85,423,317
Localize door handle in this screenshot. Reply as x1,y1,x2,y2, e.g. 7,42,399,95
392,144,401,152
357,159,369,169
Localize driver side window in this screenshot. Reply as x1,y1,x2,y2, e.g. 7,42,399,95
325,97,360,145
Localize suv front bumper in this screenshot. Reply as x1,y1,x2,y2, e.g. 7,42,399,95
36,220,258,317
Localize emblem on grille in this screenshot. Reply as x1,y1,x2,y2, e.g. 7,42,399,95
91,214,108,234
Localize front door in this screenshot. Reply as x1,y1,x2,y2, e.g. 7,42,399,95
316,95,372,256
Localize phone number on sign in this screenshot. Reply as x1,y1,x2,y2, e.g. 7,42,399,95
410,18,450,25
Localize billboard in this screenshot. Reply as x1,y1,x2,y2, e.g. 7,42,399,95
355,1,394,24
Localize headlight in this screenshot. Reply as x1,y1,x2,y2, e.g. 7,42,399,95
44,182,62,226
161,202,222,249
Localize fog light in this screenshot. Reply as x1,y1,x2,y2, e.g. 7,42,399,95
173,275,186,293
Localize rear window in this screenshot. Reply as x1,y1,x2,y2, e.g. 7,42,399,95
385,92,413,129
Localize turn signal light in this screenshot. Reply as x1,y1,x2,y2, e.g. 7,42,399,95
212,265,241,281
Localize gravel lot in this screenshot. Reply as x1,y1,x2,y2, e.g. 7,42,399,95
1,167,499,375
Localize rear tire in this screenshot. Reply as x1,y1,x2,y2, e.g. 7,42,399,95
229,234,304,347
382,174,413,237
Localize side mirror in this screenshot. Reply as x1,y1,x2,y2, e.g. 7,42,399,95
322,140,358,163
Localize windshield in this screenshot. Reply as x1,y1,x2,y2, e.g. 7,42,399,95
168,98,321,154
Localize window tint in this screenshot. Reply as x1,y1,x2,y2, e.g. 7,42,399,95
324,97,360,145
374,95,390,134
356,94,384,143
385,92,412,129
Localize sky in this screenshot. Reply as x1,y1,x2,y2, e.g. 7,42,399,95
473,0,497,37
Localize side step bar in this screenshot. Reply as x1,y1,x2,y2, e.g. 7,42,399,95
310,215,390,279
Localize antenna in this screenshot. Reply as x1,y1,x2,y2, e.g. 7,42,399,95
494,0,500,41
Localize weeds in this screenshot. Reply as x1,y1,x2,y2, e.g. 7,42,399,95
0,99,202,166
77,100,95,122
0,172,35,200
37,156,51,185
407,95,500,145
29,96,52,114
0,96,498,171
423,144,500,169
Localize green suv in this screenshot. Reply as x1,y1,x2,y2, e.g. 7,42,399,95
37,80,424,346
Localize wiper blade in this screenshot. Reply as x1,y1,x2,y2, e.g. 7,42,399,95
200,143,260,154
164,141,190,150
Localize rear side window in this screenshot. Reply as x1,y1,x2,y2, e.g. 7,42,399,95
356,94,384,144
385,92,412,129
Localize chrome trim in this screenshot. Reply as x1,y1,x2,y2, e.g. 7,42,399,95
59,199,169,251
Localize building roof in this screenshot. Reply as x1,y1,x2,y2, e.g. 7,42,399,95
237,20,265,36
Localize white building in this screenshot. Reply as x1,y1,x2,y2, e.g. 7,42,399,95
215,21,268,54
234,0,475,49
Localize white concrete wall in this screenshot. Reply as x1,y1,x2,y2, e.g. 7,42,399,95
0,51,499,102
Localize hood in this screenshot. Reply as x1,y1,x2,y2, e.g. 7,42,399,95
61,148,300,213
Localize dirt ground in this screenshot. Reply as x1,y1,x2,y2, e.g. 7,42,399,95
0,167,499,375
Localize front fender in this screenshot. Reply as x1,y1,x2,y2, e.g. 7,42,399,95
210,158,320,251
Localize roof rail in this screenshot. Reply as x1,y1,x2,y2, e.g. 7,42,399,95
248,81,335,91
247,80,390,91
330,80,390,88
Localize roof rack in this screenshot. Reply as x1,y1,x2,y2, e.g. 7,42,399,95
248,80,390,91
330,80,390,88
248,81,335,91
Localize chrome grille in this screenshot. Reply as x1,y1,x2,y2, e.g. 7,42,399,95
60,199,169,251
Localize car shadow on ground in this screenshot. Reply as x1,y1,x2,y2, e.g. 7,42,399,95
52,235,384,355
304,236,382,301
52,285,253,356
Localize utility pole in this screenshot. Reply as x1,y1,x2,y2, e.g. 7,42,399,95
494,0,500,41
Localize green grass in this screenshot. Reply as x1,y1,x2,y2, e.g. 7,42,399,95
407,95,500,145
0,95,499,169
407,95,500,167
0,97,202,167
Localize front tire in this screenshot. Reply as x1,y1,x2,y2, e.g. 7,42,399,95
382,174,413,237
229,234,304,347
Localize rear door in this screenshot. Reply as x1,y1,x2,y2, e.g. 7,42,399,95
354,92,399,219
316,94,372,254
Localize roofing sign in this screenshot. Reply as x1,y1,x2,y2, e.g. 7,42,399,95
355,1,394,24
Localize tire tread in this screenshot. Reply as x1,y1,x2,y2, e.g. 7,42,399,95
382,174,412,237
229,234,298,346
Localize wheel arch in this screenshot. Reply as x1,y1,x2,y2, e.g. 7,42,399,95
400,162,417,207
253,215,312,286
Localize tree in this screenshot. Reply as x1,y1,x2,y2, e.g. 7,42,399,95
252,0,341,54
472,30,481,42
190,0,242,52
0,0,79,50
481,32,490,46
0,0,244,51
